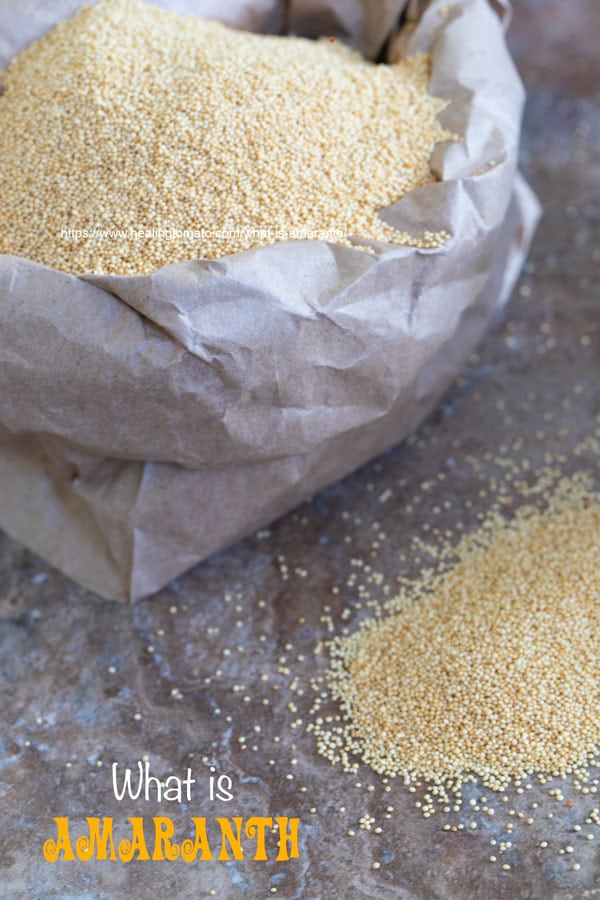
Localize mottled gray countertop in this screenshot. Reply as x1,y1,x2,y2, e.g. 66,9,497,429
1,1,599,897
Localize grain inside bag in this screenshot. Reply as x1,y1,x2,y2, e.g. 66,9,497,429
0,0,455,275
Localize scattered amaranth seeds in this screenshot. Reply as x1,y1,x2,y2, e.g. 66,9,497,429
0,0,455,275
312,473,600,806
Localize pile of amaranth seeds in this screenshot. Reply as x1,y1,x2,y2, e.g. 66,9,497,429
0,0,456,275
307,457,600,870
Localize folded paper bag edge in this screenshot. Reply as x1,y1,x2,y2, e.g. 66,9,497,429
0,173,540,601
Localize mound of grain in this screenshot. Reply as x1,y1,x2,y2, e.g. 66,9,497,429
314,476,600,796
0,0,454,275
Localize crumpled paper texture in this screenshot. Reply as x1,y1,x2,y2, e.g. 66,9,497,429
0,0,540,601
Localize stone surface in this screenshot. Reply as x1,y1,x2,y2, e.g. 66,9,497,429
1,1,599,897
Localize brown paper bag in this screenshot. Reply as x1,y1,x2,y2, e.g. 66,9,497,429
0,0,540,600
